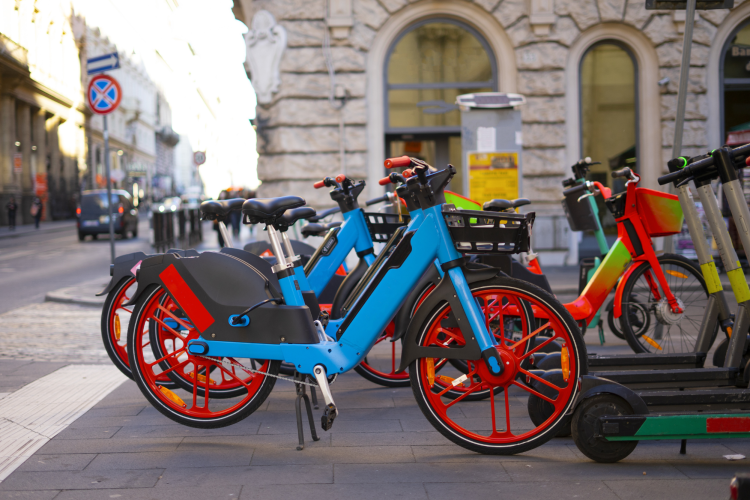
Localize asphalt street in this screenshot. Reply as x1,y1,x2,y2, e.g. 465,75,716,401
0,218,151,315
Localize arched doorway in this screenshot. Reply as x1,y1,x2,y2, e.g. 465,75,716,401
384,19,496,195
579,41,638,230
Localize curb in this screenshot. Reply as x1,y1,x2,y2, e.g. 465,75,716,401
0,222,77,241
44,291,104,307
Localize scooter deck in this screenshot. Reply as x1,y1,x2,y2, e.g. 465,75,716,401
591,367,740,389
638,388,750,412
588,352,706,371
596,411,750,441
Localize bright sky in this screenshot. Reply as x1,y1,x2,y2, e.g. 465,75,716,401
72,0,258,198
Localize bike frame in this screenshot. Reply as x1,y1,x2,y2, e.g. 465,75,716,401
291,208,376,297
188,204,494,377
569,177,682,326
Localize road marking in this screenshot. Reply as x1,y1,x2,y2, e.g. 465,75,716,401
0,364,126,482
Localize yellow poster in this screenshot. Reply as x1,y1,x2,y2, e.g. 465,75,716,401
468,152,519,204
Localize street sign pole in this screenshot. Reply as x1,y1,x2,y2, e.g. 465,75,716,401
664,0,697,254
103,114,115,264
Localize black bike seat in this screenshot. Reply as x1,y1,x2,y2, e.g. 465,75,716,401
483,198,531,211
301,221,342,238
200,198,245,219
242,196,306,221
274,207,316,231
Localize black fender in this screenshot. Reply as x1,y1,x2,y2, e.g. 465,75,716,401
97,248,199,296
127,251,318,345
511,260,553,295
329,258,368,320
573,375,649,415
396,265,502,373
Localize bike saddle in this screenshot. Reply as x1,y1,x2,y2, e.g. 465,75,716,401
200,198,245,220
301,221,342,238
483,198,531,212
242,196,306,223
274,207,316,231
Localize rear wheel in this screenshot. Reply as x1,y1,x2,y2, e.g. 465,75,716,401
353,322,410,387
620,254,710,354
128,285,278,428
78,231,85,241
410,277,584,454
101,277,136,379
571,394,638,463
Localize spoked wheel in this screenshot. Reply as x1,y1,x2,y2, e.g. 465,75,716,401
100,277,176,388
620,254,711,354
410,277,586,455
354,322,411,387
128,285,278,428
148,292,258,398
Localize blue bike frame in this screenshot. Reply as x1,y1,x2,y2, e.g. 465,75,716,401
294,208,376,297
190,204,495,377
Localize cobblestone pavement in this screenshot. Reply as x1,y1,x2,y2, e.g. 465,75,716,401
0,302,107,363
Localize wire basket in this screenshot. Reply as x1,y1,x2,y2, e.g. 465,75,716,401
561,186,600,232
442,206,534,254
363,212,411,243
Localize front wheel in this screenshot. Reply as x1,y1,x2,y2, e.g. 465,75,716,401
571,394,638,463
619,254,711,354
410,277,586,455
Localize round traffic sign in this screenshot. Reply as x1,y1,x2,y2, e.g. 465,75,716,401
87,75,122,115
193,151,206,165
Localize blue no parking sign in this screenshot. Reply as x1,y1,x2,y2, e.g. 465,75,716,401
87,75,121,115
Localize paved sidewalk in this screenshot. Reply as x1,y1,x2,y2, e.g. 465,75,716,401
0,219,77,240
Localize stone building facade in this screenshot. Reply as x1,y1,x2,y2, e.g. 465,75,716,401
0,1,86,224
235,0,750,263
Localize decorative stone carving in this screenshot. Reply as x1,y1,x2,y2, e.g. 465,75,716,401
327,0,353,39
529,0,556,36
244,10,287,105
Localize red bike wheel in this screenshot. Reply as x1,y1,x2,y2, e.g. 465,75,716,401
148,292,258,398
353,322,410,387
128,285,278,428
410,277,585,454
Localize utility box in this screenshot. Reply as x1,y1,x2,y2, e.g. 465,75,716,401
457,92,526,205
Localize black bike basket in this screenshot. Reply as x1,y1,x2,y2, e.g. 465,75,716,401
364,212,411,243
442,206,534,255
561,188,600,232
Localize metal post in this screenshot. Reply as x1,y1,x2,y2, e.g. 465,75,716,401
664,0,697,253
103,114,115,264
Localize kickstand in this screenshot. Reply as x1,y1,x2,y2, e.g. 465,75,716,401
680,439,687,455
294,372,320,451
310,384,319,410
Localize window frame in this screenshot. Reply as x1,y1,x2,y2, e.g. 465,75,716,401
383,17,498,135
720,18,750,143
577,40,640,176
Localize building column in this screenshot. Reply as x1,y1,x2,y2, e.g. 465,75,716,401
18,102,31,193
0,94,15,193
46,116,60,220
33,109,47,222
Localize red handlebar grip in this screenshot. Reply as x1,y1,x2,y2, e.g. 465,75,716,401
746,156,750,167
335,174,347,183
402,169,413,178
378,177,392,186
313,180,326,189
385,156,411,169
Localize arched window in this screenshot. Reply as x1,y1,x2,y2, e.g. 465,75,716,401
580,42,638,197
721,20,750,144
384,19,496,194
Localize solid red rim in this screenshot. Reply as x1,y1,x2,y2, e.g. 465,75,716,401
152,294,254,391
358,322,409,380
109,278,135,367
134,289,270,418
418,288,577,444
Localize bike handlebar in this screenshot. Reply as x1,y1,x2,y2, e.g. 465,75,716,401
612,167,632,179
562,183,589,197
313,180,326,189
335,174,347,183
659,143,750,186
366,194,391,206
385,156,411,169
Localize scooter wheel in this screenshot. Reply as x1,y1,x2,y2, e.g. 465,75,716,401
411,277,585,454
571,394,638,463
128,285,278,428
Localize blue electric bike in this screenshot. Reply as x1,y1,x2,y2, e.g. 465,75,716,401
126,160,586,455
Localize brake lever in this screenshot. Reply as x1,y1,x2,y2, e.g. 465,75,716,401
577,192,595,203
675,175,694,188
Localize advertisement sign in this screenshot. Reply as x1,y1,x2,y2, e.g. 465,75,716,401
467,151,519,204
13,153,22,174
34,173,48,196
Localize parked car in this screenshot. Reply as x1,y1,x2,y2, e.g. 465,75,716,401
77,189,139,241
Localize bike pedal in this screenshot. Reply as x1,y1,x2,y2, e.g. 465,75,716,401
321,403,337,431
